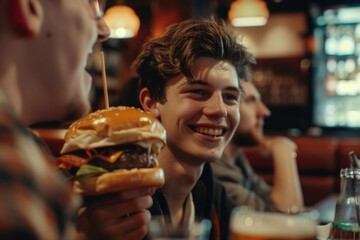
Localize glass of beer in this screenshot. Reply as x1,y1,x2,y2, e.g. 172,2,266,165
229,207,318,240
148,216,212,240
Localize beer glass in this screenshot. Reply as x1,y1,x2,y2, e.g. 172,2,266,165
148,217,211,240
229,207,318,240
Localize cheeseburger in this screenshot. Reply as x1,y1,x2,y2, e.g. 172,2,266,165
56,106,166,196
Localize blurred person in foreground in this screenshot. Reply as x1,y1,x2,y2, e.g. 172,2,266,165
0,0,155,239
131,17,256,239
211,81,304,212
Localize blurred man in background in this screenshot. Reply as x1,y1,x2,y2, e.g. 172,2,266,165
211,81,304,212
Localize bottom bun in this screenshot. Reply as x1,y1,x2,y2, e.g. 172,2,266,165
73,167,165,196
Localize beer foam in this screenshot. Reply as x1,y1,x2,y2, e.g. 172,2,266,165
230,211,317,238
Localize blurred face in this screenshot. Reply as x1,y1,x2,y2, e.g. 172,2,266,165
232,81,271,146
26,0,109,123
156,57,241,165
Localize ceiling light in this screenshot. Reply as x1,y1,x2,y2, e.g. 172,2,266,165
228,0,269,27
103,5,140,39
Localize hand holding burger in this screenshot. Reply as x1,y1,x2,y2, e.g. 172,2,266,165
56,106,166,196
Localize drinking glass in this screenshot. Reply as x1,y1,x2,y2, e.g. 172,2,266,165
229,206,318,240
147,216,211,240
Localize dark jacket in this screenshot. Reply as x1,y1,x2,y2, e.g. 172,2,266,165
147,162,236,240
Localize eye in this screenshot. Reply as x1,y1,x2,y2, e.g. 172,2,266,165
223,93,240,103
185,88,210,99
190,89,207,95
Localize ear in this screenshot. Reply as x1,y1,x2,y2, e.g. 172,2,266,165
7,0,43,37
139,88,161,118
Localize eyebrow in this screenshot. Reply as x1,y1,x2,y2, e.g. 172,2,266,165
243,95,257,101
180,79,243,94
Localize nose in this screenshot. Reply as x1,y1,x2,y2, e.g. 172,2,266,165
203,92,228,118
258,100,271,117
96,18,110,42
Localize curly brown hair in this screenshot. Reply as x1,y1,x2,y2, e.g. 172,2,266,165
132,17,256,103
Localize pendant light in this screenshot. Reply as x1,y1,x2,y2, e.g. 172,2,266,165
228,0,269,27
103,5,140,39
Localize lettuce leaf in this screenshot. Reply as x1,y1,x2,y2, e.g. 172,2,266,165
75,164,108,180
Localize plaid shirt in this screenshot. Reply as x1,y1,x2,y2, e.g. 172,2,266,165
0,90,80,240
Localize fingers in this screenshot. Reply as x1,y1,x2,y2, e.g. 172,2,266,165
99,210,151,240
77,189,155,240
78,209,151,240
83,187,156,206
87,195,153,226
116,187,156,201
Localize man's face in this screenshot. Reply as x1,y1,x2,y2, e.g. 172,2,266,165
156,57,241,165
28,0,106,122
232,81,271,146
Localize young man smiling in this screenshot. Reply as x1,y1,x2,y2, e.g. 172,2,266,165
133,17,256,240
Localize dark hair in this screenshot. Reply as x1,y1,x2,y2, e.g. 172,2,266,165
132,17,256,103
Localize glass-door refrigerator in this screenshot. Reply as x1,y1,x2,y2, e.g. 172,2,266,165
311,4,360,134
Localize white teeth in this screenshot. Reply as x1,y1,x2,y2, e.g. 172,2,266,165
195,127,223,136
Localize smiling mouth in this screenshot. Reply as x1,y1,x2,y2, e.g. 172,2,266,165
190,126,226,137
